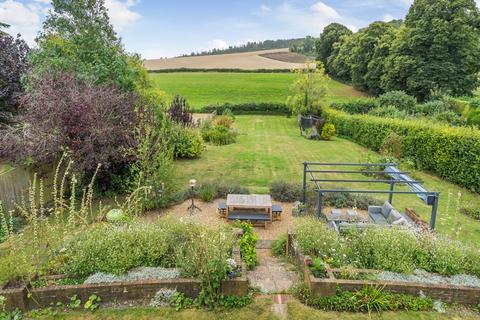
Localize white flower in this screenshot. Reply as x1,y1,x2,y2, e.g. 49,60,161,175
226,258,236,268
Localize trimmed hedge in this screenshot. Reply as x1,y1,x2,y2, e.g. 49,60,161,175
324,108,480,192
330,98,378,114
199,102,290,115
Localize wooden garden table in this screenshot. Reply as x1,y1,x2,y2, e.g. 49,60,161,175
226,194,273,221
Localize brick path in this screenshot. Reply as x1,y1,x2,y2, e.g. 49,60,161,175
247,248,298,294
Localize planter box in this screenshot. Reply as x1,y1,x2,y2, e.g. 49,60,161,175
0,247,249,312
287,232,480,306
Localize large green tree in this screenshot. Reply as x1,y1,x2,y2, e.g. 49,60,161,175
382,0,480,100
365,29,397,95
350,22,396,92
328,33,356,82
29,0,147,92
316,23,352,74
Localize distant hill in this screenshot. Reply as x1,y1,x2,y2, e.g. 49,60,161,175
145,48,314,71
182,37,317,57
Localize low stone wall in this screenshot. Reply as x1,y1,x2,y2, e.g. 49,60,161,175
1,247,249,312
287,232,480,306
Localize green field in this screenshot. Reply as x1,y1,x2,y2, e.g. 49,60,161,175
150,72,366,109
175,115,480,243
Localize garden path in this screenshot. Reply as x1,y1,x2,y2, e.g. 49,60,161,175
246,248,298,294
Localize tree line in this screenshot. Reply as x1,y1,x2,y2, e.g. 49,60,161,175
316,0,480,101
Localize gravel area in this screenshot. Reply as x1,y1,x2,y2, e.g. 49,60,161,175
146,198,296,240
84,267,181,284
375,269,480,288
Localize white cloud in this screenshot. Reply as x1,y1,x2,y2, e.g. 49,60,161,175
207,39,229,50
265,1,348,34
0,0,42,45
104,0,141,31
310,1,340,19
382,14,394,22
259,4,271,12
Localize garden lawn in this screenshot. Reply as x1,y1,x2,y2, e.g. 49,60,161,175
175,115,480,243
28,297,480,319
149,72,365,109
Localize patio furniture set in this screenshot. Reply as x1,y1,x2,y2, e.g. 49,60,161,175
217,194,283,228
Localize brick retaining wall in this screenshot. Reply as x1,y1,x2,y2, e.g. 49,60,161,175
287,232,480,305
0,247,249,312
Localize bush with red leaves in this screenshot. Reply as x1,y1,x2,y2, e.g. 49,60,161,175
0,72,138,177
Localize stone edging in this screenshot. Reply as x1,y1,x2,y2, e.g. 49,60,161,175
287,232,480,305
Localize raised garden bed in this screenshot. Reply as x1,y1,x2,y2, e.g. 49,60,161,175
0,248,248,312
287,232,480,306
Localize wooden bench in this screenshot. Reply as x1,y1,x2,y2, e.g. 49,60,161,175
217,202,227,218
228,212,270,228
272,204,283,221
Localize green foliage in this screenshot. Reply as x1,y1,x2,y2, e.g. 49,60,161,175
68,295,81,309
325,108,480,192
201,125,237,146
170,125,204,159
377,91,417,111
200,102,290,115
320,123,335,140
382,0,480,100
294,217,480,277
269,181,302,202
316,23,353,73
84,294,101,312
330,98,378,114
198,184,216,202
171,291,252,311
310,257,327,278
171,292,194,311
272,234,287,257
30,0,147,93
294,285,433,313
234,222,258,270
286,67,329,116
460,206,480,221
380,131,404,159
349,22,397,93
368,105,407,119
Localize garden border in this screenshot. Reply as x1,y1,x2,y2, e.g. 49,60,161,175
287,232,480,305
0,248,248,312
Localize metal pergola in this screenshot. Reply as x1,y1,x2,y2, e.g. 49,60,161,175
302,162,440,230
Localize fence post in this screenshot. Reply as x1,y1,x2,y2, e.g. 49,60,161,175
302,162,307,203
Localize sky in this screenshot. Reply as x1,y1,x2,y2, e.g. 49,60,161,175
0,0,479,59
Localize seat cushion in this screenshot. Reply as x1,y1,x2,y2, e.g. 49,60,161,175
387,209,402,224
391,217,410,226
381,201,394,218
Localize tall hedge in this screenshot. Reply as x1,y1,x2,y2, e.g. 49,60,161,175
199,102,290,115
324,108,480,192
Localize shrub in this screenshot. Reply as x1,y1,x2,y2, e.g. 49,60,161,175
221,108,235,119
377,91,417,111
324,107,480,192
368,105,407,118
414,100,450,116
198,184,216,202
60,219,234,279
380,131,404,158
272,234,287,257
330,98,378,114
460,206,480,220
269,181,302,202
0,33,29,122
320,123,335,140
234,222,258,270
200,102,289,115
201,125,237,145
321,191,382,210
170,125,204,159
0,72,138,178
167,95,193,126
212,115,234,128
294,285,433,312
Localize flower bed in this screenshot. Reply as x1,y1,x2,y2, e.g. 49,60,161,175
0,247,248,312
287,232,480,305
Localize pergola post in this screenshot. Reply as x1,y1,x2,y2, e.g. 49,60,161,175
302,162,307,203
388,179,394,205
429,193,439,230
316,191,323,219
